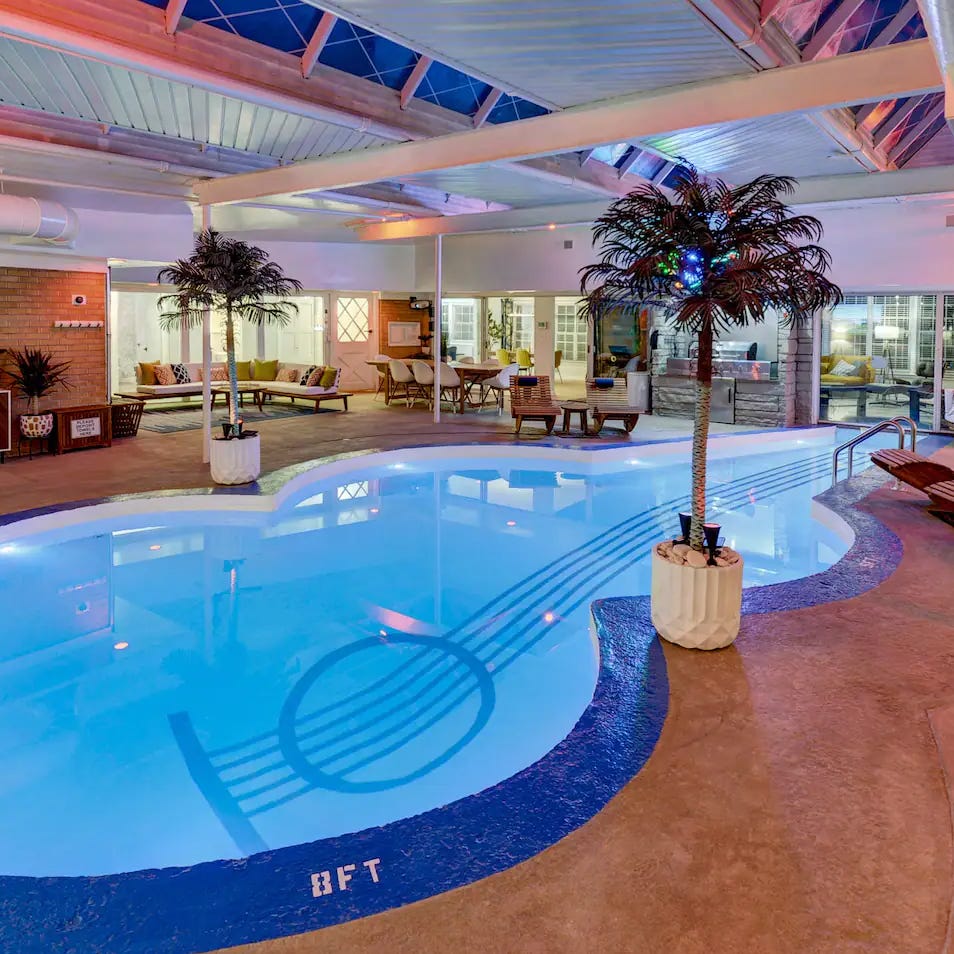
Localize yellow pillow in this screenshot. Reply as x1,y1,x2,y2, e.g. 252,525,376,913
235,360,252,380
319,367,337,388
252,358,278,381
138,361,160,385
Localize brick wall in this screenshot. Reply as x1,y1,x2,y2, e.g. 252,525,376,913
0,268,107,421
379,298,429,358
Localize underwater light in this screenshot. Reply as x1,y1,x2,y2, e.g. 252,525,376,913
113,642,129,651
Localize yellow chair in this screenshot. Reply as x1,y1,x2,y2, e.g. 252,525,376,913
820,354,875,386
554,349,563,381
496,348,510,366
516,348,533,372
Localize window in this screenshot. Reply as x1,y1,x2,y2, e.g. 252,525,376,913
554,298,587,361
336,297,370,342
441,298,480,359
511,299,534,350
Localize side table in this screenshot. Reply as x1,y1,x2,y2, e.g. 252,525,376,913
559,400,591,436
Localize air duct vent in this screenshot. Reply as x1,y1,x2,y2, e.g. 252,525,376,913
0,196,78,245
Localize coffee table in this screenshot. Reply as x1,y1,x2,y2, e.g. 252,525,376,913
211,384,265,412
560,400,591,435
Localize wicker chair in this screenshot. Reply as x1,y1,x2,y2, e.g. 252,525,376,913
509,374,559,436
585,378,641,435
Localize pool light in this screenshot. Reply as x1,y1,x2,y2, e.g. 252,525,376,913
149,545,161,551
542,611,555,624
370,508,380,514
113,641,129,651
506,520,517,527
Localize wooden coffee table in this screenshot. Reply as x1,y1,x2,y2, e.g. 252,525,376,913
211,384,265,412
560,400,591,435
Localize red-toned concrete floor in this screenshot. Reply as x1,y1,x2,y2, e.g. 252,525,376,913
2,405,952,954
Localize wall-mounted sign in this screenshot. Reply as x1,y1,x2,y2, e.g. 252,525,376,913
70,417,101,440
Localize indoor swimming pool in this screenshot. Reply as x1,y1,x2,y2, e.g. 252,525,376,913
0,427,916,882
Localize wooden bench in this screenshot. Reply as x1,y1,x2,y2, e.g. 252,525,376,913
585,378,641,435
509,375,559,436
264,389,352,412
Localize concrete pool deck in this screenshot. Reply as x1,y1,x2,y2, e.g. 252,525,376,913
1,400,951,954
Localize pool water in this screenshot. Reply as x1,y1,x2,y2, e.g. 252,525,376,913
0,429,903,877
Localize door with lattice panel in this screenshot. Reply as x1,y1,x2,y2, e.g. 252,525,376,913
330,294,378,391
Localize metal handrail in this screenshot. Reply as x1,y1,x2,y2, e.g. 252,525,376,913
831,416,917,486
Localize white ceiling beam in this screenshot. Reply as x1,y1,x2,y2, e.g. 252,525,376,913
871,95,923,146
887,100,945,162
164,0,187,35
400,56,432,110
868,0,918,47
195,40,940,206
473,88,503,128
616,147,642,178
354,164,954,241
300,11,337,79
802,0,866,60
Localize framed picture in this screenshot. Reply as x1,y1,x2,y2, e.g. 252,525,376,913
388,321,420,346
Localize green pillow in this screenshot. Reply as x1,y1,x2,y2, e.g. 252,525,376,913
319,367,337,388
235,360,252,381
252,358,278,381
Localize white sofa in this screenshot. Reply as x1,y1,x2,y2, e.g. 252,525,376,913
134,362,349,411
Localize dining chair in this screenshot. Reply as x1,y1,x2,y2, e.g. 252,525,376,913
516,348,533,372
554,350,563,382
480,362,519,412
388,359,418,406
458,355,475,364
411,359,435,408
373,354,389,400
496,348,510,367
437,362,462,412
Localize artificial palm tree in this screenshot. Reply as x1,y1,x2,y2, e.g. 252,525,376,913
581,167,842,551
158,229,302,437
6,347,71,415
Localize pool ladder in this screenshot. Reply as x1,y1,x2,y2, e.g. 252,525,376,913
831,416,917,486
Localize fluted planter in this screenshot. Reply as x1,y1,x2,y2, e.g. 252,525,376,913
650,545,744,650
210,432,260,485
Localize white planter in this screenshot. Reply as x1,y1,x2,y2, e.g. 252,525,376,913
650,545,744,650
19,412,53,439
210,433,261,485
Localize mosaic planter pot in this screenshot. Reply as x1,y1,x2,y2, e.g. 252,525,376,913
210,431,260,485
650,545,743,650
19,412,53,439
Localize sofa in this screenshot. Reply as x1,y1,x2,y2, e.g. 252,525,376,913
820,354,875,386
134,360,349,411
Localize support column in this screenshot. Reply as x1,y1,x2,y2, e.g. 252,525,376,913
201,205,212,463
433,234,443,424
533,296,556,385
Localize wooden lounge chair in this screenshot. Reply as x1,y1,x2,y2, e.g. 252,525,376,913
585,377,641,435
925,480,954,526
510,375,559,436
870,448,954,491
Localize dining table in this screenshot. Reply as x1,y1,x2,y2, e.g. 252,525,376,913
367,357,502,414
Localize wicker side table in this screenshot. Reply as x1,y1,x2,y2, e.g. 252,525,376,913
111,399,145,438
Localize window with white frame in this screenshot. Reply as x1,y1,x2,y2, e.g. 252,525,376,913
511,299,534,351
441,298,480,359
554,298,587,361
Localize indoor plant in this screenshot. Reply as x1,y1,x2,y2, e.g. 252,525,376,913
581,167,842,649
158,228,302,485
5,347,71,438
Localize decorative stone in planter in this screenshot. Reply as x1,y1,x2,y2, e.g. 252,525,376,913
210,431,260,485
650,542,744,650
19,412,53,439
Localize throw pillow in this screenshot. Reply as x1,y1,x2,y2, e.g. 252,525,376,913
235,360,252,381
138,361,160,385
830,359,856,377
252,358,279,381
210,366,228,382
171,362,191,384
154,364,176,386
299,365,317,386
192,366,203,382
306,366,325,387
276,367,298,383
319,367,337,389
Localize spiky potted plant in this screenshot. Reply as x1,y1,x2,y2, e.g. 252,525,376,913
158,229,302,485
581,168,842,649
5,347,71,438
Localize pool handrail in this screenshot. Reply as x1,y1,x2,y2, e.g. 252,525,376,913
831,416,917,486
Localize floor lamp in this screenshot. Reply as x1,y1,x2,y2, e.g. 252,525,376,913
873,323,901,402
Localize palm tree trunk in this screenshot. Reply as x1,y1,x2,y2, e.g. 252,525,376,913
225,307,239,435
690,320,714,551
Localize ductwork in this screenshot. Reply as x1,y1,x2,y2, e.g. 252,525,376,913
918,0,954,116
0,195,78,244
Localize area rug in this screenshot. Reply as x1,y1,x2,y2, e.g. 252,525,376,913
139,403,330,434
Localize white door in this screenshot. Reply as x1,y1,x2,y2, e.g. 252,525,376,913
331,294,378,391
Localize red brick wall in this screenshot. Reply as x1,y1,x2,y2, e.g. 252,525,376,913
379,298,429,358
0,267,107,420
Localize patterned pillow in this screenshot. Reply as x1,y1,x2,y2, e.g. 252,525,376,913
276,367,298,383
154,364,176,386
299,365,317,386
210,366,228,382
306,366,326,387
171,362,191,384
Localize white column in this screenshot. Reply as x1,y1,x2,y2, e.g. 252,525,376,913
933,293,944,433
201,205,213,463
433,234,443,424
533,295,556,384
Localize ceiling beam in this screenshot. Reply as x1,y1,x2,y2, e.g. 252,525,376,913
473,88,503,128
354,164,954,241
888,100,945,162
195,40,941,205
164,0,187,35
300,11,337,79
802,0,866,60
400,55,432,110
868,0,918,47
